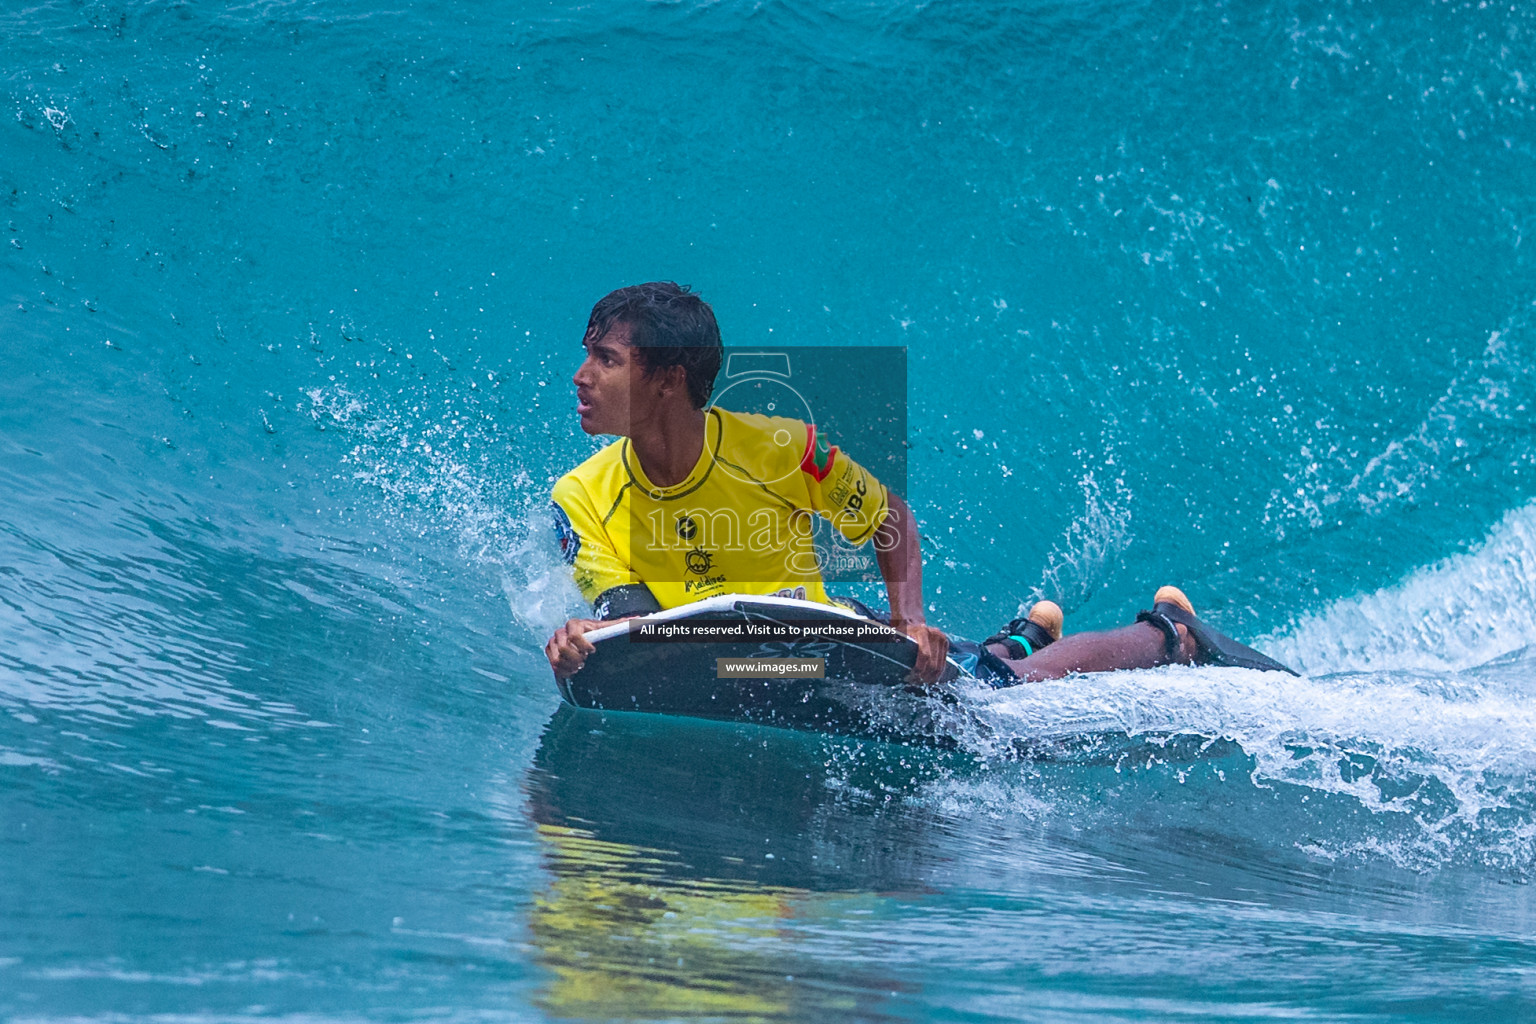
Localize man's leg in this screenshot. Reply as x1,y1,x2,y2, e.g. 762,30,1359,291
987,586,1200,682
990,619,1197,682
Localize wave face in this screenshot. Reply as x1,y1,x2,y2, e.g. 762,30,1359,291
5,1,1536,1020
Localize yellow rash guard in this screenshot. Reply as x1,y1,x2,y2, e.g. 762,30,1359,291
551,407,889,613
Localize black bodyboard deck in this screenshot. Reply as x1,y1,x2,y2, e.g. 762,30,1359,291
557,594,964,734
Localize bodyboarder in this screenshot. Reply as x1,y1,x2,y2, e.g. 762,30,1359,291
543,282,1293,685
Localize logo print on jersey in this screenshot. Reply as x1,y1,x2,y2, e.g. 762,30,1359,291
800,425,838,483
551,502,580,565
684,547,714,575
676,515,698,542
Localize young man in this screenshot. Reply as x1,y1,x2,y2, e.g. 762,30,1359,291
544,283,1292,685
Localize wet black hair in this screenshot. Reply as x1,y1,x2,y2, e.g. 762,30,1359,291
585,282,723,409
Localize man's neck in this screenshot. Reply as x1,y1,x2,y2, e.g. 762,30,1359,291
629,406,707,488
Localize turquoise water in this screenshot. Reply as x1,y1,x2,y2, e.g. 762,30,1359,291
5,0,1536,1019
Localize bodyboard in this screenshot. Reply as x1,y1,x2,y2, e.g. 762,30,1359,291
557,594,962,732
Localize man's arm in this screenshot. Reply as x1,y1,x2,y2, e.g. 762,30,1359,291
874,492,949,684
545,585,662,680
547,483,654,680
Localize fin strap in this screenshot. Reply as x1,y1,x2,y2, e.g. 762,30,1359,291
1135,609,1182,661
983,618,1056,661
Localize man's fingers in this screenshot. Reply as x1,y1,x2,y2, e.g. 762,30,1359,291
913,638,934,679
552,642,587,679
899,624,947,685
917,645,942,683
924,638,947,682
559,632,593,661
922,628,948,683
547,617,601,679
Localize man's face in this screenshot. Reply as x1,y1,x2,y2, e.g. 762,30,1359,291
573,322,669,436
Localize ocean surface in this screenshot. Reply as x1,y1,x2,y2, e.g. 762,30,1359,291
5,0,1536,1019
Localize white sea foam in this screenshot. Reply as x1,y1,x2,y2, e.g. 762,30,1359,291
936,498,1536,870
922,660,1536,871
305,382,585,646
1262,499,1536,676
971,663,1536,768
937,514,1536,871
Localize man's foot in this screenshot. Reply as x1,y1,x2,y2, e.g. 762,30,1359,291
1140,586,1198,662
1153,585,1194,616
1137,586,1299,674
1026,600,1064,640
984,600,1063,660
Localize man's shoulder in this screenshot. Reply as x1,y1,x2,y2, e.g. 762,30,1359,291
714,406,810,437
712,407,812,464
553,439,628,502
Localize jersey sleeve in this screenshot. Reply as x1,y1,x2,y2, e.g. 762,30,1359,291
551,476,637,607
799,424,889,544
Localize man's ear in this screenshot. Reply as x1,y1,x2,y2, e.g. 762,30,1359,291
659,364,689,398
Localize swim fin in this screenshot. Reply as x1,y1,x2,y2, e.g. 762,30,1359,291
1136,586,1298,675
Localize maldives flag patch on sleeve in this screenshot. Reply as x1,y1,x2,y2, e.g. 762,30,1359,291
551,501,581,564
800,424,838,482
